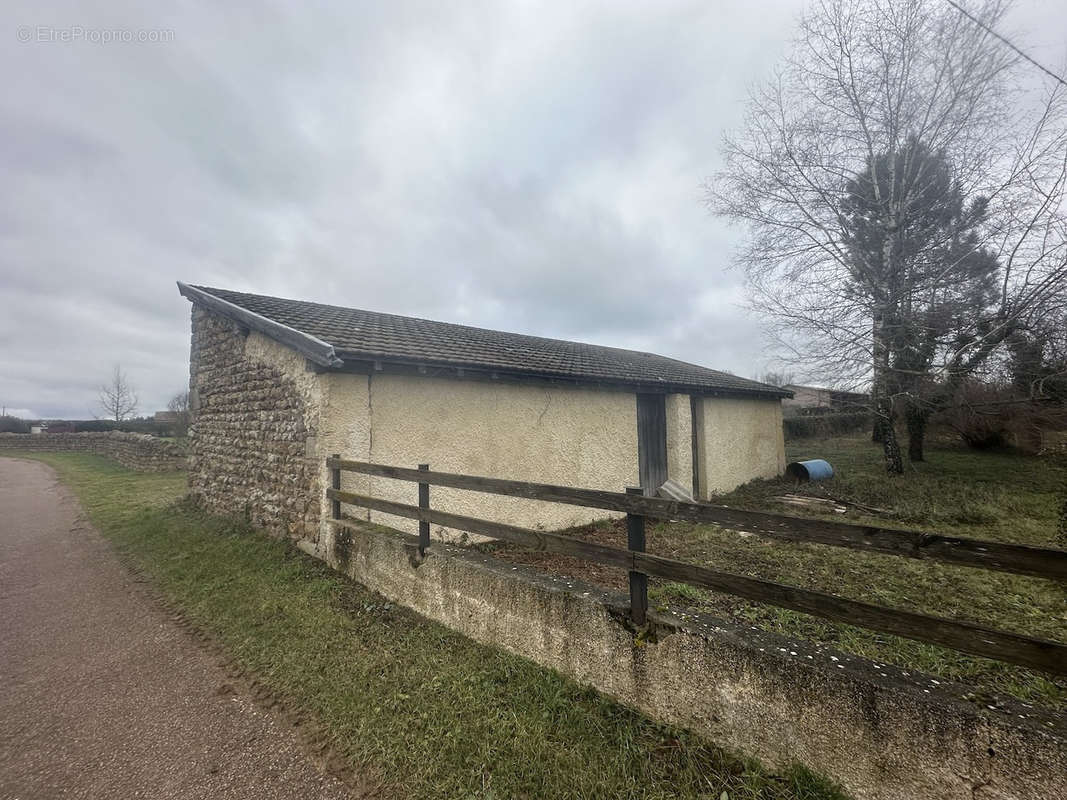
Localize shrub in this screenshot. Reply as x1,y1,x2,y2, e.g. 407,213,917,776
936,379,1067,454
51,417,171,436
784,411,871,440
0,415,30,434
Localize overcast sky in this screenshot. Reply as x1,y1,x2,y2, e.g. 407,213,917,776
2,1,1063,419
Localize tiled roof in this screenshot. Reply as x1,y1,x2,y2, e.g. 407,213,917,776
186,285,789,397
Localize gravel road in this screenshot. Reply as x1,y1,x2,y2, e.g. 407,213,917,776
0,457,356,800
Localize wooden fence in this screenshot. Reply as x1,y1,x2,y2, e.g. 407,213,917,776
325,457,1067,677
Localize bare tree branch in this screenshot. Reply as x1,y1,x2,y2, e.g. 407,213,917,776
98,365,138,422
707,0,1067,471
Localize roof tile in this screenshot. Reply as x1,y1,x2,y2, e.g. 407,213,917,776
192,286,788,397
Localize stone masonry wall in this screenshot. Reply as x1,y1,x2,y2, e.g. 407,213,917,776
0,431,189,472
188,306,322,539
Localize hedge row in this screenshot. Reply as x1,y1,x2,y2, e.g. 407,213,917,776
784,411,871,440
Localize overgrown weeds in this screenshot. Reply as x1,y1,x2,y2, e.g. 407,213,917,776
492,434,1067,708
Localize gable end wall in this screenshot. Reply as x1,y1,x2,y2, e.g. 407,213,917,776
188,306,325,539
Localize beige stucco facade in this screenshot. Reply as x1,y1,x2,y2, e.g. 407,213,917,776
664,393,693,493
694,395,786,497
196,314,786,544
359,375,639,539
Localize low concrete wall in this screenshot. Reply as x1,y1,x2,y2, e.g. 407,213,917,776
307,520,1067,800
0,432,189,472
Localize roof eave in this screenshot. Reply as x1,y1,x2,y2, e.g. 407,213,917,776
332,350,791,398
179,283,789,398
177,282,344,368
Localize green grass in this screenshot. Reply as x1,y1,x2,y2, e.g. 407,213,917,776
6,451,847,800
772,432,1065,542
647,433,1067,708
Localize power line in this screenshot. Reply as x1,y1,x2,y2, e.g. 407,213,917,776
943,0,1067,87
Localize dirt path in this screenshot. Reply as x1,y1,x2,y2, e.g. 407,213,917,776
0,458,355,800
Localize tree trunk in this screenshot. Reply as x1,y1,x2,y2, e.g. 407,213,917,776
1057,485,1067,547
871,306,904,474
872,416,886,443
906,403,928,462
876,396,904,474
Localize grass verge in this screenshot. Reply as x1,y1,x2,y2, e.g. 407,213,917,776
6,452,847,800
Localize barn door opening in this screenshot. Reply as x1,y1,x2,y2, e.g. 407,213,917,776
636,393,668,496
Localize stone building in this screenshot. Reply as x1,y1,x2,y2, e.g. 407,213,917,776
178,283,790,544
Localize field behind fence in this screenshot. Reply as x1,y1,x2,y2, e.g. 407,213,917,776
325,457,1067,678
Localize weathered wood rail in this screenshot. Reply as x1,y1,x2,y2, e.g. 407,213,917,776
325,457,1067,677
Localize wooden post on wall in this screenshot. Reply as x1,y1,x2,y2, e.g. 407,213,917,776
626,486,648,626
418,463,430,556
331,454,341,521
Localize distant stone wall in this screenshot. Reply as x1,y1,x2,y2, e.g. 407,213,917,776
188,307,322,539
0,431,188,472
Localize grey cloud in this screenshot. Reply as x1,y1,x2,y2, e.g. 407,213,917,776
6,0,1053,419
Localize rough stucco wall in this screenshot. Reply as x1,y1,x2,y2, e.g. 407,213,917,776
696,396,785,498
664,393,692,489
316,372,372,536
313,521,1067,800
357,374,639,539
188,308,325,540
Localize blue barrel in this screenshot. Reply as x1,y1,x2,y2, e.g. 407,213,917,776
785,459,834,482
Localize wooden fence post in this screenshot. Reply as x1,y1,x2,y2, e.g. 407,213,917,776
626,486,648,626
331,454,341,521
418,463,430,556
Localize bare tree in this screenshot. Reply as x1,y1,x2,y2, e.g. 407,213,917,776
168,390,191,437
759,370,796,387
98,365,138,422
708,0,1067,473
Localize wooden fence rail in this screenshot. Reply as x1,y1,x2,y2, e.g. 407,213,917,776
325,459,1067,677
326,459,1067,582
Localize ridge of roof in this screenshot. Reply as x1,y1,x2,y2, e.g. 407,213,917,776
179,283,791,398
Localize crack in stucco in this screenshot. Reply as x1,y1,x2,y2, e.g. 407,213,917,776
536,390,553,426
